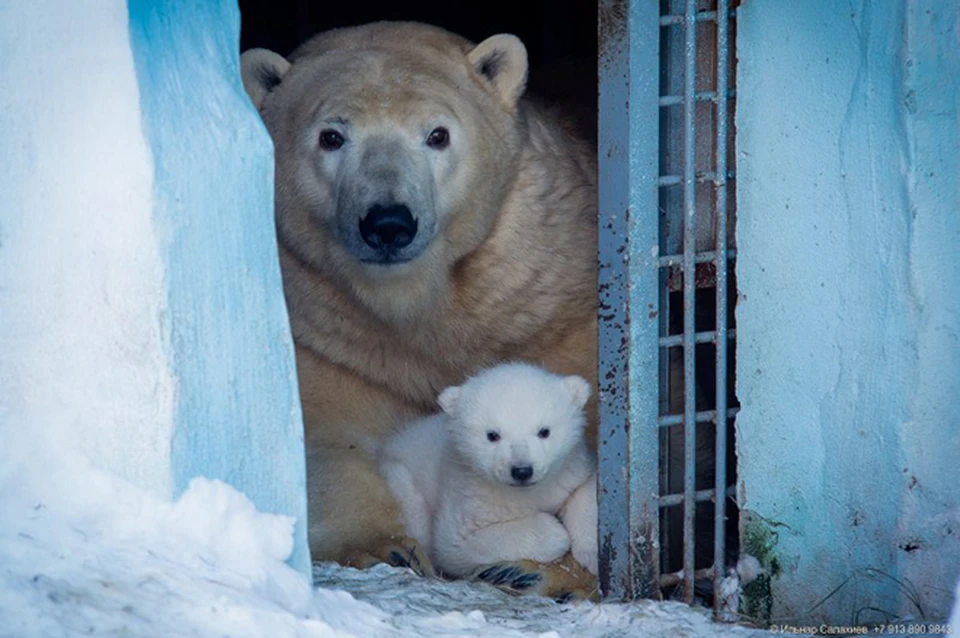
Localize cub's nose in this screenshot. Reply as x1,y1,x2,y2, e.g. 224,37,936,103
359,204,418,250
510,465,534,483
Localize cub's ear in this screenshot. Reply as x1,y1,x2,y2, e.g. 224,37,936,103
240,48,291,110
437,386,462,416
467,34,528,109
562,375,592,410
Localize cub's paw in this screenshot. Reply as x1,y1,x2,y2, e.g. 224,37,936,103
342,536,436,578
528,512,572,564
468,553,599,603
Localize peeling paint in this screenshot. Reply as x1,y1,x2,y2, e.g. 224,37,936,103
596,0,662,602
736,0,960,623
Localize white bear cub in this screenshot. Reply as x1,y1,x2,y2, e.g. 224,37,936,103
378,362,598,577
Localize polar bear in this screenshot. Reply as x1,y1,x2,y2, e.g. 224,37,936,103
240,21,598,599
378,362,598,578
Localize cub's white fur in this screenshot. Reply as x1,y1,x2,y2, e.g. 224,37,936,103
379,362,598,577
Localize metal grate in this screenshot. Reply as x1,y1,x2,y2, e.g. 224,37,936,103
598,0,739,616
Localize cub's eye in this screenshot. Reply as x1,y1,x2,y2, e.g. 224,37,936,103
537,428,551,439
318,129,345,151
425,127,450,150
486,431,501,443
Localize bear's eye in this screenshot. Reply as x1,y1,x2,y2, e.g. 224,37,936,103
486,431,500,443
537,428,551,439
318,129,345,151
426,127,450,150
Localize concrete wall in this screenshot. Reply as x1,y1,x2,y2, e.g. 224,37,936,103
0,0,308,574
736,0,959,625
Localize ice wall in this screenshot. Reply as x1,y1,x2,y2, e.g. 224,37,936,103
0,0,308,574
736,0,959,624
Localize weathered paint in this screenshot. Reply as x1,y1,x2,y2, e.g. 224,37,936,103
597,0,662,600
736,0,959,624
681,0,700,604
0,0,308,579
0,1,174,496
711,0,732,613
126,0,309,575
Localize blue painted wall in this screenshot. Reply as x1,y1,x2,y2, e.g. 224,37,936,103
127,0,309,574
736,0,959,624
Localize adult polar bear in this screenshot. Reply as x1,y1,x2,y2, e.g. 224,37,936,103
241,21,598,599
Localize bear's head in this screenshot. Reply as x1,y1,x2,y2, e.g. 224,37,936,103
438,362,591,488
241,22,529,320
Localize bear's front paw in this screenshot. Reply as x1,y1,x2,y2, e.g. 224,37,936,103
469,553,599,603
342,536,436,578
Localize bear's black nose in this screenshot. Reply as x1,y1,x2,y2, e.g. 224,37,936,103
359,204,418,250
511,466,534,482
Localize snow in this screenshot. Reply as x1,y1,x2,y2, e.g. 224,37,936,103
0,441,773,637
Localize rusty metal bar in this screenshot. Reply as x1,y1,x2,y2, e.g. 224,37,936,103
660,11,717,26
597,0,662,601
658,407,740,428
659,329,736,348
660,567,715,588
681,0,698,604
658,249,737,267
659,90,736,106
660,485,736,507
658,170,736,187
712,0,732,615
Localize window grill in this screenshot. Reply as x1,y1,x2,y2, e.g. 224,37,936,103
598,0,739,615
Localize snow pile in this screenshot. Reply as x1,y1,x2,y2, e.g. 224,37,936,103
0,427,772,637
0,433,357,637
313,562,767,637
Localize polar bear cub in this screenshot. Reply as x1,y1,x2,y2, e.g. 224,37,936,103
378,362,598,577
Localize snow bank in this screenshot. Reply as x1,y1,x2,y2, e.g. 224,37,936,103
0,447,769,637
0,444,385,637
0,473,312,636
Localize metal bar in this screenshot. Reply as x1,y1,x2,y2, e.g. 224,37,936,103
659,11,717,26
658,170,736,187
660,4,737,26
681,0,698,604
659,485,736,507
659,329,736,348
660,89,736,106
660,567,715,588
658,407,740,428
659,91,714,107
658,249,737,268
660,490,714,508
659,90,736,107
597,0,661,601
712,0,731,616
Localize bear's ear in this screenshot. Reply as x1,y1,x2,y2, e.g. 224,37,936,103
467,34,529,109
562,375,592,410
438,386,462,415
240,48,291,110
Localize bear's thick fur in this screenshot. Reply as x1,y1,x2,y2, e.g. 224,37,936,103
378,362,597,577
241,21,598,598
